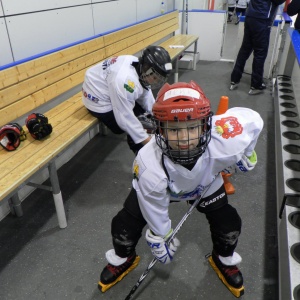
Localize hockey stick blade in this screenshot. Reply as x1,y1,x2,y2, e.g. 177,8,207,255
124,174,219,300
124,258,158,300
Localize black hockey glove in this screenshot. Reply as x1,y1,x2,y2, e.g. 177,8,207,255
0,124,22,151
137,112,156,134
25,113,52,140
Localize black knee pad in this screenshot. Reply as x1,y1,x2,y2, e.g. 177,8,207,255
206,204,242,257
111,208,146,258
206,204,242,233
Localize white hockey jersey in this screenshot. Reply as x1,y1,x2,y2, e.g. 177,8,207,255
236,0,249,9
227,0,237,8
132,107,263,237
82,55,155,144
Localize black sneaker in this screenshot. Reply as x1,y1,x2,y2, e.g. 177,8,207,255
99,252,140,292
248,82,266,95
211,252,243,288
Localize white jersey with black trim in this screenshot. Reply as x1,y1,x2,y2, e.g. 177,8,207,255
236,0,249,9
132,107,263,237
228,0,237,8
82,55,155,144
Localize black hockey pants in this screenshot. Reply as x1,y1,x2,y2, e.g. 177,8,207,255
111,185,241,259
231,16,271,88
88,102,145,154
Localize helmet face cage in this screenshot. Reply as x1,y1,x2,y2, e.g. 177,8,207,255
140,66,168,89
139,46,172,89
155,114,212,165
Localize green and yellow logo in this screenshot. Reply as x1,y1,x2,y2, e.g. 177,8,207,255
124,80,135,93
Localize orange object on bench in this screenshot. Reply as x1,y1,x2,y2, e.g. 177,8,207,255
216,96,235,195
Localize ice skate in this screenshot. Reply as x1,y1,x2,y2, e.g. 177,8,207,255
207,251,244,298
99,250,140,292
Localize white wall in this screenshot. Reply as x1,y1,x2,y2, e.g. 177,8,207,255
186,10,226,61
5,6,95,61
1,0,91,14
175,0,208,10
0,0,176,67
0,0,227,67
174,0,226,10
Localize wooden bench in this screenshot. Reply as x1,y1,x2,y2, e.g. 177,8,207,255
0,9,199,228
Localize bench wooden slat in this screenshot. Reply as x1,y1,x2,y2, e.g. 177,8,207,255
108,23,179,58
0,47,107,111
0,70,86,127
0,11,177,91
105,19,178,57
0,11,183,129
159,34,199,60
0,37,105,90
103,11,178,46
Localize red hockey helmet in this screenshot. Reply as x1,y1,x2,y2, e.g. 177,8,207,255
152,81,212,165
0,124,21,151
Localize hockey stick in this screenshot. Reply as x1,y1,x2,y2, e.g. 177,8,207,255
124,174,218,300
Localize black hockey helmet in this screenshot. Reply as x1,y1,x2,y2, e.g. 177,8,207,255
139,46,172,89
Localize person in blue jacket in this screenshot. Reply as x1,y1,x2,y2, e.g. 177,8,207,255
287,0,300,31
230,0,286,95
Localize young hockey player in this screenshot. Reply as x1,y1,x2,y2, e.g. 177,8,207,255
235,0,250,25
227,0,237,22
98,80,263,297
82,45,172,154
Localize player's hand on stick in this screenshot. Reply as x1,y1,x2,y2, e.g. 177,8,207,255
222,150,257,174
145,228,180,264
236,150,257,172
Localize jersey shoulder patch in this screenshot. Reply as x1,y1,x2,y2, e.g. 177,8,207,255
124,77,136,93
214,116,243,139
133,157,146,180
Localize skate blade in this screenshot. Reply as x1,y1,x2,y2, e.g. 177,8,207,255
98,256,140,293
208,256,245,298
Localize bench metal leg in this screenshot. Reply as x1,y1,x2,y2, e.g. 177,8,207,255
48,161,67,228
192,41,198,71
174,58,179,82
10,194,23,217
